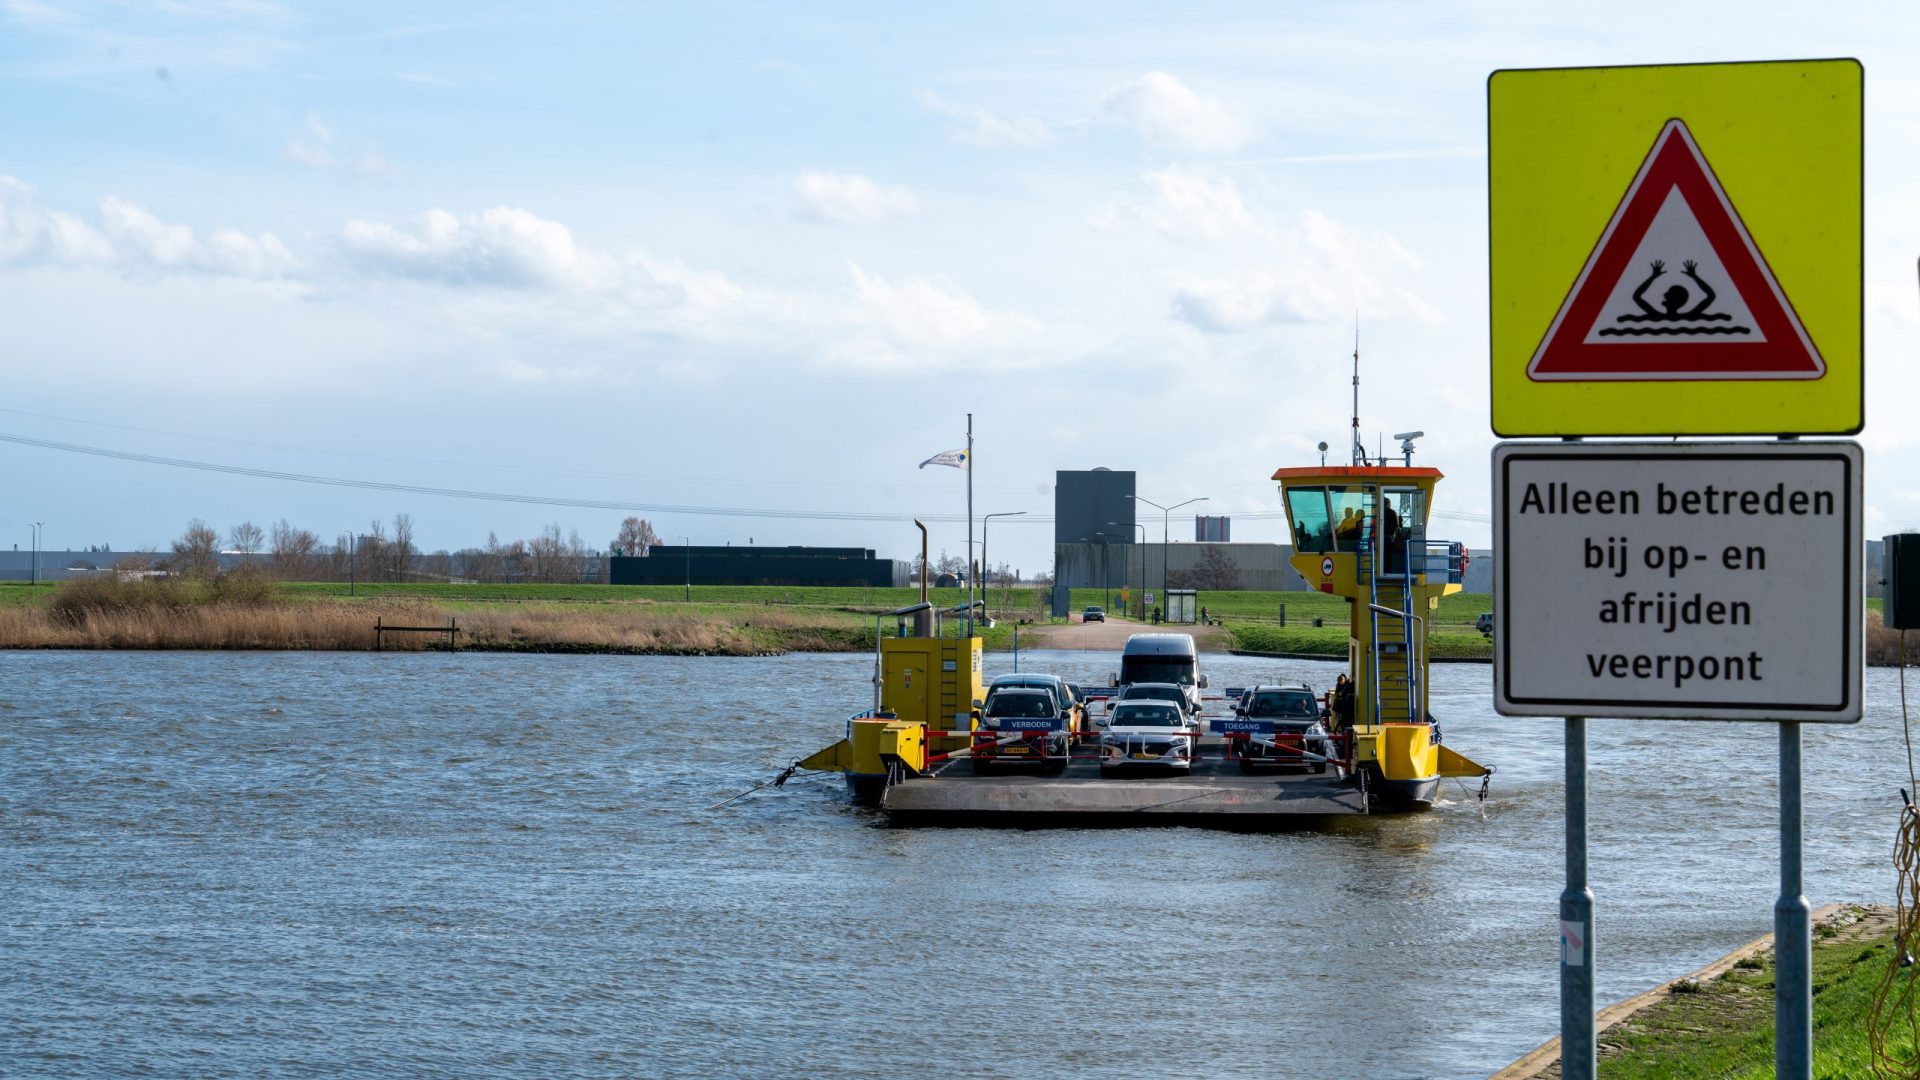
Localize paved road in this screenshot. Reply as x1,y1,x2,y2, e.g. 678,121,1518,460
1018,614,1229,651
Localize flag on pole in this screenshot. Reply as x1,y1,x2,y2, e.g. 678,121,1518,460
919,449,969,470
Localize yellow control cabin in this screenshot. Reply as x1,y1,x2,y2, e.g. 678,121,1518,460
1273,465,1489,806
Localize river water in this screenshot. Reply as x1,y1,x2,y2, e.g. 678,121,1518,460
0,648,1904,1078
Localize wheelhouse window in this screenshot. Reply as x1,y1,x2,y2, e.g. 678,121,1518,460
1288,486,1379,553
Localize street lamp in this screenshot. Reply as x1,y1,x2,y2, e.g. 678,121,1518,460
30,522,43,586
1093,531,1109,612
1109,522,1146,618
1130,495,1208,618
980,511,1026,617
679,536,691,601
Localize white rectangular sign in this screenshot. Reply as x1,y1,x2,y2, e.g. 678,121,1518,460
1494,441,1862,721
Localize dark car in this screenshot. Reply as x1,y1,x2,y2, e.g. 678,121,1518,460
1224,684,1332,773
1475,612,1494,634
972,688,1069,773
1083,606,1105,623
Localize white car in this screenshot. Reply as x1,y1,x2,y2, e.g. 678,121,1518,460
1098,701,1201,776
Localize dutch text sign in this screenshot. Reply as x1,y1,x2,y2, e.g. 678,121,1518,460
1494,441,1862,721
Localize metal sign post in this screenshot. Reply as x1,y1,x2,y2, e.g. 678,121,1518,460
1776,721,1811,1075
1561,716,1595,1079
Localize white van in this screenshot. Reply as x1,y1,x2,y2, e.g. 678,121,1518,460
1111,633,1207,716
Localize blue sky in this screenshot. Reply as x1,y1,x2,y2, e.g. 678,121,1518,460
3,1,1916,574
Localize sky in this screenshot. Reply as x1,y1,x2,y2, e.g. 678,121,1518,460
3,1,1918,576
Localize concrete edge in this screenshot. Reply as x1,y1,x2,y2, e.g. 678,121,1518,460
1487,902,1851,1080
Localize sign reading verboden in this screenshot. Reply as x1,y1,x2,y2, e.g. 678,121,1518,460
1488,59,1862,437
1494,442,1862,721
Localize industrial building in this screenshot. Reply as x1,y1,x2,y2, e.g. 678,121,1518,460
1052,468,1136,588
609,546,911,588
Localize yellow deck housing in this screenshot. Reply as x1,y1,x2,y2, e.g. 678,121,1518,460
877,635,982,755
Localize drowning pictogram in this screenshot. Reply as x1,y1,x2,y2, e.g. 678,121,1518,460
1527,119,1823,381
1598,258,1750,337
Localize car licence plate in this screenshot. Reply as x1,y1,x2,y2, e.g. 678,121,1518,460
1130,751,1155,760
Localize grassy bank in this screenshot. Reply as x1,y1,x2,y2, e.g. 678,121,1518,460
1564,905,1911,1078
4,577,1907,662
0,577,1029,655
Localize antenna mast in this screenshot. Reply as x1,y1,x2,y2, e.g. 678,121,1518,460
1350,315,1366,466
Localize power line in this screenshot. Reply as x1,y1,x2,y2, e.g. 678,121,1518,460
0,430,1045,525
0,428,1495,530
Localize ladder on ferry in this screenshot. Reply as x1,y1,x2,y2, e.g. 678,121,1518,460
1355,494,1422,727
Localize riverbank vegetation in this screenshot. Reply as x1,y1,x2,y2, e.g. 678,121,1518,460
1576,905,1907,1078
2,576,1904,662
0,576,1021,655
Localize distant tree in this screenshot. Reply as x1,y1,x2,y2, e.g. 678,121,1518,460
613,516,662,557
228,521,264,554
170,519,220,577
528,524,569,582
269,520,319,580
391,513,416,582
1191,545,1242,591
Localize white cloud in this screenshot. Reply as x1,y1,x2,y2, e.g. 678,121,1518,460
1169,273,1308,333
339,206,613,289
792,170,920,225
0,179,292,279
0,176,113,266
916,91,1051,148
99,196,297,278
1103,71,1255,154
284,139,333,167
835,262,1050,369
1095,166,1259,241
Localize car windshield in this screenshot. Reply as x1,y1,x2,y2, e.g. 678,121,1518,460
1119,658,1195,686
987,693,1052,718
1127,686,1181,702
1111,704,1181,727
1246,692,1318,718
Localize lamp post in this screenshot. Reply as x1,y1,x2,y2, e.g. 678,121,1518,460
1109,521,1146,619
30,522,43,586
1094,531,1109,612
1130,495,1208,617
981,511,1026,618
679,536,691,601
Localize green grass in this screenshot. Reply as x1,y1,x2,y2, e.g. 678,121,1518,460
1071,587,1494,626
0,582,57,608
1596,909,1911,1078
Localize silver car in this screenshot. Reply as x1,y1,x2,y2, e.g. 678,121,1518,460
1098,701,1201,776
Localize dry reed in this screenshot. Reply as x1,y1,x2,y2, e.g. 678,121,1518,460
0,587,870,655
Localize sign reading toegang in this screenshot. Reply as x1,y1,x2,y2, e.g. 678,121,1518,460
1493,441,1862,721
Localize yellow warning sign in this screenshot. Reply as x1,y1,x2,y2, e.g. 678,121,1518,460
1489,59,1861,436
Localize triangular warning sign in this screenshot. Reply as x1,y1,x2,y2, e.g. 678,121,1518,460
1528,119,1824,381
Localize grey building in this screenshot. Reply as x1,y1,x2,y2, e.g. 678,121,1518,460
1053,468,1136,588
610,546,911,588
